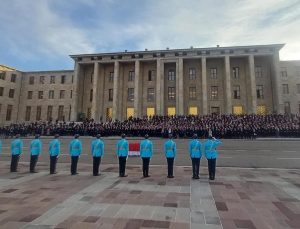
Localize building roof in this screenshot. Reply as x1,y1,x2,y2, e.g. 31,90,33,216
0,64,16,71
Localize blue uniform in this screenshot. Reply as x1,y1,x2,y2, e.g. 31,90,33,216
11,139,23,155
30,139,42,156
189,139,202,158
117,139,129,157
69,139,82,156
49,139,61,156
140,139,153,158
91,139,104,157
204,139,222,159
164,139,176,158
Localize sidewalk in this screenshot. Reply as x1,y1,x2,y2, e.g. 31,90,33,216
0,162,299,229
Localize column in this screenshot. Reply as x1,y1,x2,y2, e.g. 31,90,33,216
156,59,164,115
176,58,184,115
134,60,141,118
225,55,232,114
272,53,283,114
201,57,208,115
98,64,105,122
248,55,257,114
71,62,80,121
91,62,99,120
112,61,119,120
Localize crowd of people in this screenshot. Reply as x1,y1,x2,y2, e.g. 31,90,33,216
1,114,299,138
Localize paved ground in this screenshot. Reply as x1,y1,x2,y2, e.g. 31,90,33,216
1,137,300,169
0,161,300,229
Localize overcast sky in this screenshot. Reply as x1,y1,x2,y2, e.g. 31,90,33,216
0,0,299,71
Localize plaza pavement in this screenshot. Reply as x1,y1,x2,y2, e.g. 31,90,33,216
0,161,300,229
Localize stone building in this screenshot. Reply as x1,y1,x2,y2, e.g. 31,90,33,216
1,44,300,126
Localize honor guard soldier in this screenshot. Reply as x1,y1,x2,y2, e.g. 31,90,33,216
29,135,42,173
49,134,60,174
164,134,176,178
204,136,222,180
117,134,129,177
140,134,153,178
189,134,202,179
91,134,104,176
69,134,82,175
10,134,23,172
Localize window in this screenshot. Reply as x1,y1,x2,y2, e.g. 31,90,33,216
210,68,217,79
36,106,42,121
189,87,196,99
147,107,155,117
6,105,13,121
48,90,54,99
211,107,220,114
47,106,53,121
128,71,135,81
284,102,290,114
168,87,175,100
11,74,17,82
256,85,264,99
167,107,176,116
58,105,64,121
70,90,73,98
282,84,289,94
108,89,113,101
255,66,262,78
127,88,134,101
39,76,45,84
61,75,66,84
71,75,74,83
90,72,93,83
0,104,2,114
232,67,240,79
38,91,43,99
148,70,155,81
90,89,93,102
27,91,33,99
257,105,267,115
50,75,55,84
189,68,196,80
0,72,5,80
189,106,198,115
106,108,112,119
297,84,300,94
233,106,243,115
127,108,134,118
168,70,175,81
147,88,155,102
0,87,3,96
280,67,287,78
299,103,300,114
9,89,14,98
109,72,114,82
25,106,31,121
233,85,240,99
60,90,65,99
29,76,34,85
211,86,218,100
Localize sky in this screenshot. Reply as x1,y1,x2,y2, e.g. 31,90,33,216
0,0,300,71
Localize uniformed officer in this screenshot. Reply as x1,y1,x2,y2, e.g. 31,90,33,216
10,134,23,172
49,134,60,174
140,134,153,178
164,134,176,178
117,134,129,177
204,135,222,180
69,134,82,175
91,134,104,176
189,134,202,179
29,134,42,173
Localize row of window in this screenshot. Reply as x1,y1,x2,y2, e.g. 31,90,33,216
282,84,300,94
24,105,67,121
28,75,71,85
0,87,15,98
0,72,17,82
27,90,72,99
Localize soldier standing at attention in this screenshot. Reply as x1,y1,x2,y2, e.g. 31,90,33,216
189,134,202,179
164,134,176,178
91,134,104,176
140,134,153,178
204,135,222,180
117,134,129,177
10,134,23,172
29,134,42,173
49,134,60,174
69,134,82,175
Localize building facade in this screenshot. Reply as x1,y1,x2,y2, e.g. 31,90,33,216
1,44,300,126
